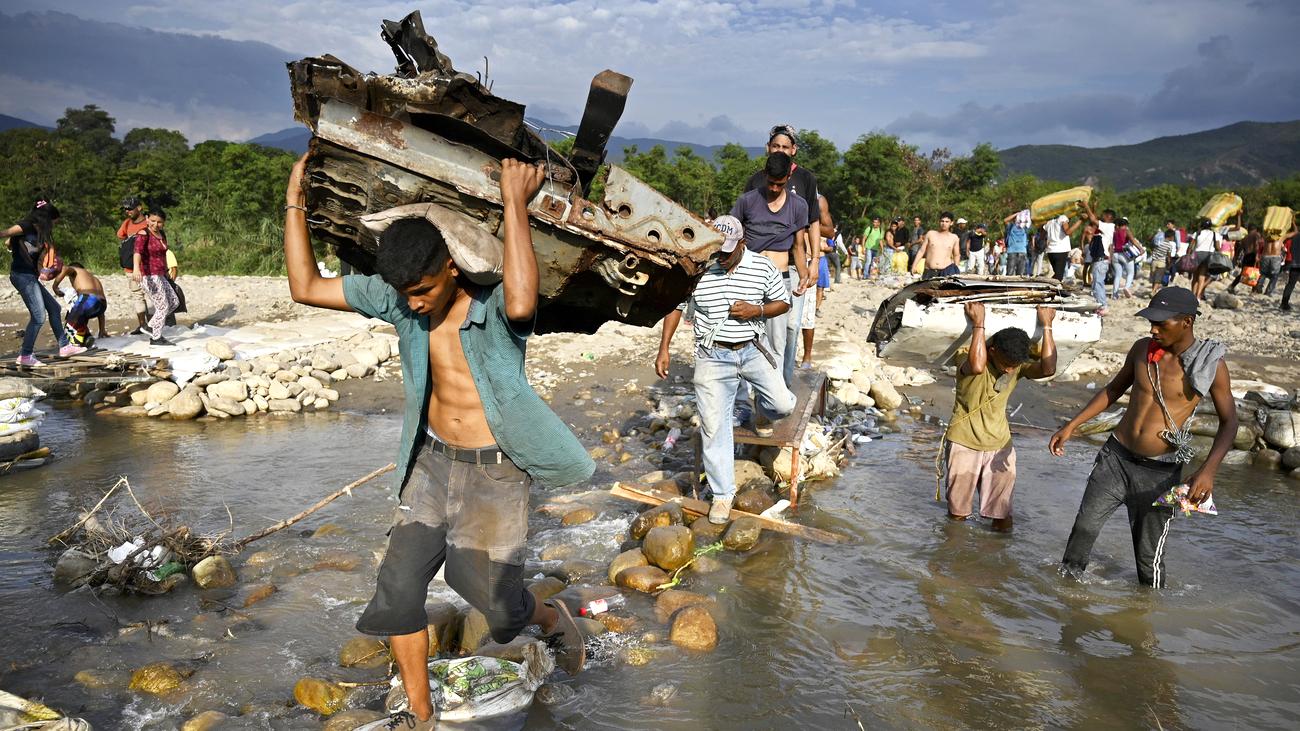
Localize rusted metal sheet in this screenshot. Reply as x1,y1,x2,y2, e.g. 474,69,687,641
288,10,719,333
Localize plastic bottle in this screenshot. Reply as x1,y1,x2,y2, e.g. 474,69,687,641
578,594,626,617
662,427,681,450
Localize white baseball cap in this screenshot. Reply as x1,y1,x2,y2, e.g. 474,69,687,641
711,215,744,253
956,217,967,224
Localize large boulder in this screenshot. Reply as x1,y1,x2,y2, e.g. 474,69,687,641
642,526,694,571
294,677,346,716
168,387,204,420
192,555,237,589
615,565,670,593
630,503,683,540
1264,410,1299,450
722,517,762,551
607,548,649,584
654,589,716,623
869,380,904,410
669,605,718,652
146,380,180,405
208,380,248,403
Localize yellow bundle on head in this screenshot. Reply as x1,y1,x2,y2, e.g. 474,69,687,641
1031,186,1093,226
1197,192,1243,226
1263,206,1294,238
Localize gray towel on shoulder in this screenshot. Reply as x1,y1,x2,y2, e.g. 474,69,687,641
1179,338,1226,397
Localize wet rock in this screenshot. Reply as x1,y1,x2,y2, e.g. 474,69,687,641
574,616,608,636
311,552,362,572
638,469,673,484
648,478,683,496
205,339,236,360
1254,449,1283,468
616,565,670,593
691,555,723,574
1265,410,1299,450
1233,424,1260,451
607,548,649,584
168,387,205,419
192,555,238,589
244,550,275,566
734,488,775,515
312,523,346,538
654,589,717,623
536,682,578,705
630,503,683,540
1282,446,1300,470
73,669,113,689
669,605,718,652
527,576,567,604
427,602,462,655
294,677,347,716
458,608,491,653
339,636,389,669
478,636,543,663
588,446,610,460
252,394,269,412
129,662,189,695
722,517,762,551
181,710,228,731
734,460,771,491
620,646,657,667
561,507,597,526
597,613,641,633
553,559,603,583
690,517,727,545
869,380,904,410
323,710,386,731
241,583,277,608
642,526,694,571
54,548,99,584
268,398,302,413
1221,449,1252,465
539,543,577,561
1211,292,1242,310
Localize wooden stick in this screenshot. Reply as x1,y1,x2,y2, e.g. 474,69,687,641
233,463,395,549
48,476,126,545
610,482,852,544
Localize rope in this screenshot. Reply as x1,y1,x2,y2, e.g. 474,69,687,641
1147,360,1196,464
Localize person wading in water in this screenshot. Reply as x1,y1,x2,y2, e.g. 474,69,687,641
1050,287,1236,587
283,154,593,729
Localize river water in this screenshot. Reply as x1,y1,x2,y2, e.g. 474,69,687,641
2,402,1297,729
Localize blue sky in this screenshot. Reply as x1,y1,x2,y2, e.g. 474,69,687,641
4,1,1299,152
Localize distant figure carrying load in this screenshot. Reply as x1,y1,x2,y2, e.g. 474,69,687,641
942,302,1057,531
50,262,108,347
1051,287,1236,587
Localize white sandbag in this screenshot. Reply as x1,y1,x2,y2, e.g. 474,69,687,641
373,641,554,727
0,689,92,730
359,203,504,285
0,397,42,424
0,378,45,401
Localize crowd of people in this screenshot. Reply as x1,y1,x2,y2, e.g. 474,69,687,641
4,195,186,363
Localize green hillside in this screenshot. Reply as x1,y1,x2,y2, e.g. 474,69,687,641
998,120,1300,191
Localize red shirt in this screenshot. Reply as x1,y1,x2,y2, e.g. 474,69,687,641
133,231,169,277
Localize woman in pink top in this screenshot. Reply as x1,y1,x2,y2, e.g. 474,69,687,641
132,210,179,346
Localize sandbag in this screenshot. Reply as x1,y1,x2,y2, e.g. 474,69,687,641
374,642,553,727
1031,186,1093,226
0,397,41,424
1263,206,1294,238
1197,193,1242,227
359,203,504,285
0,378,44,401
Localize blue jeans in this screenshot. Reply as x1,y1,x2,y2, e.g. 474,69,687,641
9,271,68,356
694,342,797,498
861,248,876,278
782,269,803,386
1091,260,1110,309
1112,258,1135,296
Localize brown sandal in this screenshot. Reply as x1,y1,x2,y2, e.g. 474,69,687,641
541,598,586,676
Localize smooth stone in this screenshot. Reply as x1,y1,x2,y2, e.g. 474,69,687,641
527,576,567,604
608,548,649,584
1254,449,1283,468
73,669,113,689
734,459,772,490
630,503,683,540
285,382,305,397
597,613,641,633
669,604,718,651
1282,446,1300,470
205,340,236,360
299,375,324,392
268,398,302,413
54,548,98,584
208,396,244,417
252,394,269,412
1265,410,1299,450
181,710,228,731
192,555,238,589
478,636,544,663
146,380,180,404
274,370,297,383
241,583,277,608
654,589,717,623
311,353,338,372
319,388,340,402
722,517,762,552
208,380,248,402
458,608,491,654
129,662,188,695
168,388,204,419
345,363,370,379
268,381,290,400
561,507,597,526
312,397,329,409
193,372,229,387
339,636,389,669
869,380,904,410
539,544,577,561
574,616,608,636
642,526,694,571
616,565,670,593
734,488,775,515
293,677,346,716
689,518,727,545
553,559,603,583
322,710,386,731
691,555,723,574
352,349,380,369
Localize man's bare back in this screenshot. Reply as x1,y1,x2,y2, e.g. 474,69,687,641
923,230,960,269
1260,235,1285,258
54,265,105,298
426,289,494,447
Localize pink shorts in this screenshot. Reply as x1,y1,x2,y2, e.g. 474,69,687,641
945,442,1016,519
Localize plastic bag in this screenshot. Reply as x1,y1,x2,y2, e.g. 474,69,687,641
379,641,554,725
1153,484,1218,516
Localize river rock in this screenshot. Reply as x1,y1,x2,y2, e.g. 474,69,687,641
319,388,340,402
1265,410,1299,450
690,517,727,544
241,583,277,608
722,517,762,551
192,555,237,589
54,548,99,584
574,617,608,637
111,404,149,417
268,398,302,413
458,608,491,653
299,375,324,392
734,488,775,515
208,380,248,402
193,372,228,387
368,338,393,361
616,565,670,593
478,636,544,664
427,601,462,655
346,363,370,379
554,559,603,583
561,507,597,526
205,339,236,360
339,636,389,669
313,397,329,409
294,677,346,716
691,555,723,574
352,349,380,369
1254,449,1283,468
181,710,228,731
540,543,577,561
238,399,256,415
331,368,349,382
642,526,694,571
252,394,269,412
73,669,114,689
208,396,244,417
607,548,649,584
630,503,683,540
146,380,180,404
669,605,718,652
597,613,641,633
168,387,204,419
1282,446,1300,470
1211,292,1242,310
735,459,772,490
129,387,151,406
1221,449,1252,465
286,381,305,397
527,576,567,604
654,589,717,623
311,352,338,372
1234,423,1260,450
130,662,188,695
268,381,290,400
274,370,297,383
322,710,386,731
869,380,904,410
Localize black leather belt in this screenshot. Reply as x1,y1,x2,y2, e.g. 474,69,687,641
714,339,754,350
427,434,504,464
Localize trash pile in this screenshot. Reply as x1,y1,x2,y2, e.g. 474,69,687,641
0,377,49,468
0,689,90,730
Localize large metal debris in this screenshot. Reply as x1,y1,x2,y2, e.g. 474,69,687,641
288,10,720,333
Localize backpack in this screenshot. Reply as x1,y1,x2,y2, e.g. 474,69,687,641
119,236,136,270
1087,234,1105,261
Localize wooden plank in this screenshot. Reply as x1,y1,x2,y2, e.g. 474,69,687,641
610,482,852,544
732,371,826,445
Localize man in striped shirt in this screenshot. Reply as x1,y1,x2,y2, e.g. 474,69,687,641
656,215,797,523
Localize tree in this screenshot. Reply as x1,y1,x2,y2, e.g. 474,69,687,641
56,105,120,161
944,142,1002,193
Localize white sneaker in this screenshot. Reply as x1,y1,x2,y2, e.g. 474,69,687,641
708,495,734,524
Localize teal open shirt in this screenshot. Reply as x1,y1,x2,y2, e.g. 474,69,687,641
341,274,595,493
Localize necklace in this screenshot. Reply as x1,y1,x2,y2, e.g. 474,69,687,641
1146,359,1195,464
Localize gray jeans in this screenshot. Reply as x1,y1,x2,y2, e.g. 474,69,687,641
1062,437,1180,587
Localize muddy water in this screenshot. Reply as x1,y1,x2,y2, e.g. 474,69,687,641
2,405,1298,729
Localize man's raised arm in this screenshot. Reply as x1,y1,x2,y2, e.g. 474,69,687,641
499,159,546,322
284,154,351,312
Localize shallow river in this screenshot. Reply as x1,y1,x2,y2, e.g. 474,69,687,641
2,403,1297,729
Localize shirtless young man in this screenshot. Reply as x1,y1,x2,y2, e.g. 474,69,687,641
914,212,961,279
51,262,108,344
1050,287,1236,587
284,154,593,728
1257,223,1297,296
